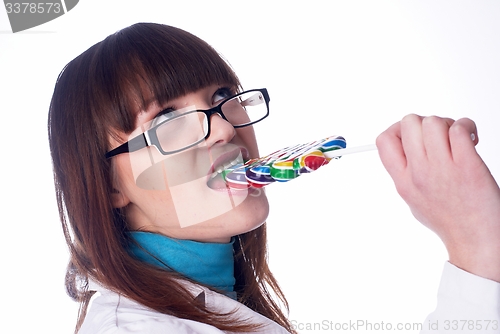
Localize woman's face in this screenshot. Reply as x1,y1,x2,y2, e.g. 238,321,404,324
110,84,269,243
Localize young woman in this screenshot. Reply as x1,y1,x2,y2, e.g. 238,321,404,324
49,22,500,333
49,22,293,333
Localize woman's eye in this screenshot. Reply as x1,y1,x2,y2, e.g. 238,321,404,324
212,87,234,105
151,108,176,127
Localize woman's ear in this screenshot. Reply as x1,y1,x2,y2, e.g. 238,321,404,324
111,188,130,208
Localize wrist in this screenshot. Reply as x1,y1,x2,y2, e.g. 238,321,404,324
447,241,500,283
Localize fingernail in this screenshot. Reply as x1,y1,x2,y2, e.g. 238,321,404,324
470,133,476,141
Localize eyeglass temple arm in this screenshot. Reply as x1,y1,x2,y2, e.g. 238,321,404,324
105,133,149,159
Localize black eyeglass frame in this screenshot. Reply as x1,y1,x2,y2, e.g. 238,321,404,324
105,88,270,159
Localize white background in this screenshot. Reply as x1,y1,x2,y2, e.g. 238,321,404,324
1,1,499,333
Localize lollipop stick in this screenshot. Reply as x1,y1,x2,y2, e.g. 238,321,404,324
324,144,378,158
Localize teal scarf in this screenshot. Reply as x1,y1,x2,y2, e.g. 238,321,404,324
128,231,236,298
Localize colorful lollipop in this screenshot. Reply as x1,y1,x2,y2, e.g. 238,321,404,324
223,136,348,189
223,129,476,190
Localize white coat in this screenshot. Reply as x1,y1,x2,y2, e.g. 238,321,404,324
79,280,289,334
79,262,500,333
421,262,500,334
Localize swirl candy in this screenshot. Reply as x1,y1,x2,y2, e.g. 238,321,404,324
223,136,347,189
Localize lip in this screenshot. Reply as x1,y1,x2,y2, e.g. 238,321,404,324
209,185,257,196
206,146,250,182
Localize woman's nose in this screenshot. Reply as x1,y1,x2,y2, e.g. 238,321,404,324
204,113,236,147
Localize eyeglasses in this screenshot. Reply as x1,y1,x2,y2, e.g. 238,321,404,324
105,88,270,159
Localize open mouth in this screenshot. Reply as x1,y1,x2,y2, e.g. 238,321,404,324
206,147,249,190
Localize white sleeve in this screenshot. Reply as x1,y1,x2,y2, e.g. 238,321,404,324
421,262,500,333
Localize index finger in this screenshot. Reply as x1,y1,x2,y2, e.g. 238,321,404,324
376,120,407,179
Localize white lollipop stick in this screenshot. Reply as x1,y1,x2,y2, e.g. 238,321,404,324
324,144,378,158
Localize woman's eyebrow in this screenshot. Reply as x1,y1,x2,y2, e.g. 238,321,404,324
137,98,162,116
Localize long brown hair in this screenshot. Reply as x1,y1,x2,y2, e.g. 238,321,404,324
48,23,295,333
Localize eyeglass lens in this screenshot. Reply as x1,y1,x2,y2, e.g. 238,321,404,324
221,90,268,126
156,90,267,153
156,111,208,153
